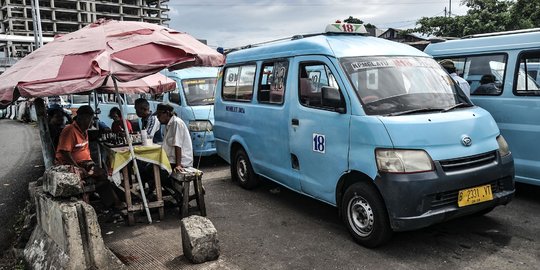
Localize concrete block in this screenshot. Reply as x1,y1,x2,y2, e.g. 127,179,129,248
43,165,83,198
25,188,125,269
181,215,220,264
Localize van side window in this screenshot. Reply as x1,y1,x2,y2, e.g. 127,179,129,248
258,61,288,105
440,55,506,96
515,52,540,95
298,63,341,109
222,65,256,102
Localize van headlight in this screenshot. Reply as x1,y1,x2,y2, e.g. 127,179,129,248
496,135,510,157
189,120,213,132
376,149,434,173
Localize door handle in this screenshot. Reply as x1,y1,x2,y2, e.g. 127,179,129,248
291,118,299,125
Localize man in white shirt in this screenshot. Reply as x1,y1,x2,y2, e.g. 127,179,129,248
439,59,471,98
154,103,193,172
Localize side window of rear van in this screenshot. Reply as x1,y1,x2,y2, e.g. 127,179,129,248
258,60,288,105
298,62,341,110
222,65,256,102
515,51,540,95
439,54,506,96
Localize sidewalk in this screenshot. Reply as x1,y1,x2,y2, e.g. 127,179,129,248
101,169,240,270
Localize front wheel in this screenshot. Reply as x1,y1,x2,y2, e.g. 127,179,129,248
231,148,259,189
341,182,393,248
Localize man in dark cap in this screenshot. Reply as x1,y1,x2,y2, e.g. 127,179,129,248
56,105,122,211
439,59,471,97
155,103,193,172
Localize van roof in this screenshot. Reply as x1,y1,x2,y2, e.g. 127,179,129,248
425,30,540,56
163,66,220,79
226,34,428,64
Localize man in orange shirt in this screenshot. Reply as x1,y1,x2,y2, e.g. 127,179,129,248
56,105,122,210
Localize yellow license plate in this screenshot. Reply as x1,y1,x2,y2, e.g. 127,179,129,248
457,184,493,207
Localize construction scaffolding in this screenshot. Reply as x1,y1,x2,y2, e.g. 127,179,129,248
0,0,170,63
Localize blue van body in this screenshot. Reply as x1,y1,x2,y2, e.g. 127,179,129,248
155,67,219,156
215,31,514,247
425,29,540,186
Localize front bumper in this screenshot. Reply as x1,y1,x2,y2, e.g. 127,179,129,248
191,131,216,157
375,151,515,231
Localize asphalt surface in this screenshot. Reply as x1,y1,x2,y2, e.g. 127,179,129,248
103,157,540,270
0,120,44,253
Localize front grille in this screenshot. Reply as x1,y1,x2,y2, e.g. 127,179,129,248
429,179,505,210
439,151,497,172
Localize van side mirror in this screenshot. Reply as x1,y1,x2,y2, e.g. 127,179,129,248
169,93,181,105
321,86,346,113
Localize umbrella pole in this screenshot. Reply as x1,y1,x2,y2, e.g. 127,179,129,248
112,76,152,224
93,91,102,168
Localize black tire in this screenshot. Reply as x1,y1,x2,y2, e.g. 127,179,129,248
341,182,393,248
231,148,259,189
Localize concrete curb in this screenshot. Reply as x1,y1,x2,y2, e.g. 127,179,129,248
24,186,125,269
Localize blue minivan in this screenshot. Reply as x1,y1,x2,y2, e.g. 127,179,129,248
150,67,219,156
214,23,515,247
425,29,540,186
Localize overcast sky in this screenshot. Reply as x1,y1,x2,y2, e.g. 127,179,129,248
168,0,469,49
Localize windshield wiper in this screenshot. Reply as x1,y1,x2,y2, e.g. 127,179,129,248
388,108,443,116
442,103,473,112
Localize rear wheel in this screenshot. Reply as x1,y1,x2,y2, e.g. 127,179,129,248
231,148,259,189
341,182,392,248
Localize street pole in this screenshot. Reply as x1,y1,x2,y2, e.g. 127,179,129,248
34,0,44,47
29,0,39,49
449,0,452,17
30,0,54,169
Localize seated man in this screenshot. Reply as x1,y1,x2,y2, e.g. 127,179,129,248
47,107,68,150
474,74,500,95
155,103,193,172
153,103,194,201
55,105,123,211
134,98,162,143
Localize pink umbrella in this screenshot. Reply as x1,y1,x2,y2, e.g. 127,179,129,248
100,72,176,94
0,19,223,223
0,19,224,107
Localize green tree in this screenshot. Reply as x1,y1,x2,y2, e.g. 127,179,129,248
343,16,377,29
410,0,540,37
344,16,363,24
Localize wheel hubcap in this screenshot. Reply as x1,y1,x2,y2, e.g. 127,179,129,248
237,157,248,183
348,195,374,237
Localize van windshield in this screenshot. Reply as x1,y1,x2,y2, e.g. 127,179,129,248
181,77,217,106
341,56,470,116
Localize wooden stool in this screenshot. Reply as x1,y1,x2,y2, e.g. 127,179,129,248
171,168,206,218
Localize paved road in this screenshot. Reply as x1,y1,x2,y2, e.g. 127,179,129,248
0,120,44,252
208,177,540,270
103,158,540,270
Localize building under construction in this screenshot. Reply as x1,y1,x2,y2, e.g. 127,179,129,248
0,0,170,68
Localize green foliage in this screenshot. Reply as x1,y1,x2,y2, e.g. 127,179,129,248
411,0,540,37
344,16,363,24
343,16,377,29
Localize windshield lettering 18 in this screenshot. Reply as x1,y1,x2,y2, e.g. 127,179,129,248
341,56,470,116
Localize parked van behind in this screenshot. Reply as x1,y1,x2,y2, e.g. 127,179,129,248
425,29,540,186
67,93,139,128
149,67,219,156
214,23,515,247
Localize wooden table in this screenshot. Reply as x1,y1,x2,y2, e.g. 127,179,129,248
102,144,172,225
